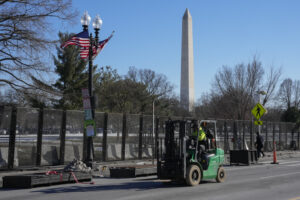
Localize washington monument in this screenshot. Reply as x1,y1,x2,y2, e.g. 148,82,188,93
180,8,194,112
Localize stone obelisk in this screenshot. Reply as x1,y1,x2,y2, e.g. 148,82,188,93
180,8,194,112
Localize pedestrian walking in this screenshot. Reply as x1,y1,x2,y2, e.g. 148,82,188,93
255,132,265,158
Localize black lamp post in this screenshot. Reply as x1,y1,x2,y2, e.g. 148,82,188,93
81,11,103,162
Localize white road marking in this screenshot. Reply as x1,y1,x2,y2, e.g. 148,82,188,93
260,171,300,180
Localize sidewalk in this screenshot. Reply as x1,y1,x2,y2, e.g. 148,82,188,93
1,151,300,188
256,150,300,162
224,150,300,165
0,159,155,188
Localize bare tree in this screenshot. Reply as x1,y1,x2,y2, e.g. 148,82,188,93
278,78,292,109
278,78,300,109
0,0,76,93
126,66,174,98
261,66,281,106
203,57,281,120
293,80,300,108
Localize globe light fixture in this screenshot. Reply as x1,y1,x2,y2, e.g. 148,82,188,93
258,90,267,95
92,15,103,30
81,11,91,27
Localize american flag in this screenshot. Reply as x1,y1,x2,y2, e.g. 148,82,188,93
92,31,114,59
60,30,90,59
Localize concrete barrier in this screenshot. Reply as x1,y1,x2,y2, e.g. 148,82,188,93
41,145,59,165
126,143,138,159
106,144,153,160
142,147,152,158
17,146,36,166
0,147,8,168
107,144,121,160
64,144,83,163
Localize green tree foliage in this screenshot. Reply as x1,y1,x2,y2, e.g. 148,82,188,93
126,67,175,114
94,66,176,115
158,95,190,117
95,66,150,113
94,66,121,112
53,32,89,110
281,106,300,123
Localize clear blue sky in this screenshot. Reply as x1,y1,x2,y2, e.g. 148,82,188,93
53,0,300,101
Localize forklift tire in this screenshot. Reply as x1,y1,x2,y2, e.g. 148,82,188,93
186,164,201,186
216,167,226,183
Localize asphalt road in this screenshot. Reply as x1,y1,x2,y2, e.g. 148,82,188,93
1,159,300,200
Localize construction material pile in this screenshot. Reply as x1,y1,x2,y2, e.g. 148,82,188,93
63,159,91,173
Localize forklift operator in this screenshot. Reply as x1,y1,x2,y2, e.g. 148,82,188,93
192,122,213,151
192,122,214,169
193,126,206,143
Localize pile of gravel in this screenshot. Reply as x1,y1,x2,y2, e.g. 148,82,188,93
63,159,91,173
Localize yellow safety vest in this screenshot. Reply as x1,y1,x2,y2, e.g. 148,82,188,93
193,127,206,141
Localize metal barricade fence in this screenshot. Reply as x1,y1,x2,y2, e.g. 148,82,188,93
106,113,123,161
65,110,84,163
0,106,12,169
1,106,300,169
15,107,39,167
41,109,63,166
126,114,140,160
93,112,105,161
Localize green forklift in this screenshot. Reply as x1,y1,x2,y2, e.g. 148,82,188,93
157,120,226,186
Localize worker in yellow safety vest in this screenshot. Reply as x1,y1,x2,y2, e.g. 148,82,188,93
192,126,207,142
192,122,210,169
192,122,213,151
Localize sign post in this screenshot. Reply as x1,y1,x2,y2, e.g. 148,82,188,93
82,88,95,137
251,102,267,144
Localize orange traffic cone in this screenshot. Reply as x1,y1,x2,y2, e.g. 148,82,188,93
271,141,279,164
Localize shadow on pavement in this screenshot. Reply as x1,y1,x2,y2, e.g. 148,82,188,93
32,178,220,194
32,181,174,193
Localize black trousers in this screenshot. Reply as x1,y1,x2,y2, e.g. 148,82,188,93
257,146,265,158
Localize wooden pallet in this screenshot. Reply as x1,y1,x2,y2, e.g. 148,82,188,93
2,171,92,188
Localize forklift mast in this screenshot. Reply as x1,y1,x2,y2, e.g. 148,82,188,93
157,120,197,180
